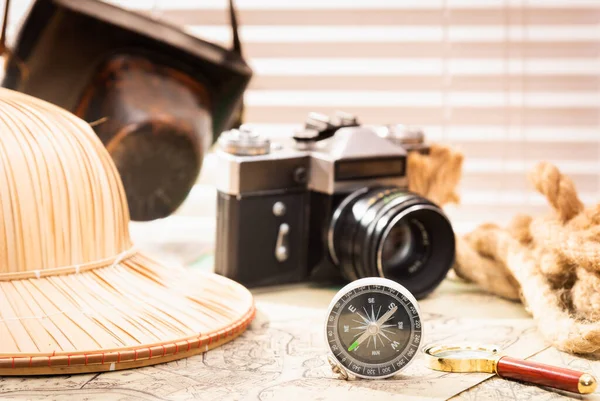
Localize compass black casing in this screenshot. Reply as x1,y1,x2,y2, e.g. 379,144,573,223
325,277,423,379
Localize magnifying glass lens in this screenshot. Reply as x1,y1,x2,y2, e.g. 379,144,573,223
424,345,501,374
432,349,496,360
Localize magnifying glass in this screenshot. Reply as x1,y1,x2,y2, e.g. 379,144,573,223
423,344,597,395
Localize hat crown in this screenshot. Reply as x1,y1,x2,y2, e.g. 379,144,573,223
0,89,132,276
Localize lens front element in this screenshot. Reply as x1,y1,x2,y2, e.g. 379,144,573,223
380,220,422,276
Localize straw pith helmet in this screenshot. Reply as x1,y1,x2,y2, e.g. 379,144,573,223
0,88,255,375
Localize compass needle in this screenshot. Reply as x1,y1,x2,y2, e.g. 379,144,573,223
357,311,370,324
325,278,423,380
348,326,371,351
379,331,392,342
376,306,397,327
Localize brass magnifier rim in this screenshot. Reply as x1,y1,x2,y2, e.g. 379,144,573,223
423,343,503,374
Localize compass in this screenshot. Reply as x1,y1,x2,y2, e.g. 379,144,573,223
325,277,423,380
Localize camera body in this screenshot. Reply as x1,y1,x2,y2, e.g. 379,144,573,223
214,113,455,299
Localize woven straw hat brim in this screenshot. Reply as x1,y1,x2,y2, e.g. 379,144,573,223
0,252,255,375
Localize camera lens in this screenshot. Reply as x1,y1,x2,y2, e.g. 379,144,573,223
329,186,455,299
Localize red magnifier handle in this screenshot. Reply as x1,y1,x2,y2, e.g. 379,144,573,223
496,356,597,394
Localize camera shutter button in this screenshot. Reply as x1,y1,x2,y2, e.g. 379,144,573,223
275,223,290,262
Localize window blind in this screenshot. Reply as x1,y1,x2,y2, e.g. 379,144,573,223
3,0,600,235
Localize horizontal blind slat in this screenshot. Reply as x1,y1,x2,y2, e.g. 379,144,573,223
250,75,600,92
247,58,600,76
104,0,600,10
244,107,599,125
153,8,600,26
232,42,600,59
460,172,599,192
244,90,599,107
185,25,600,43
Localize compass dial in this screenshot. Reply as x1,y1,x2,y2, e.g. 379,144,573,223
325,277,423,379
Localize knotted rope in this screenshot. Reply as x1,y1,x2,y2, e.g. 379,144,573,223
453,162,600,357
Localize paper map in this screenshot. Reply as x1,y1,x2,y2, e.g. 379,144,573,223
2,276,599,401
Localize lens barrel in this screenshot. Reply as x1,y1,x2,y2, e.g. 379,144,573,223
329,186,455,299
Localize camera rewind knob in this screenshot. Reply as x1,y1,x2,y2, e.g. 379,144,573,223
382,125,424,145
304,112,331,131
378,124,429,154
218,127,271,156
332,111,358,126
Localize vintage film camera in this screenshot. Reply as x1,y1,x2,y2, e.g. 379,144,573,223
213,113,455,299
